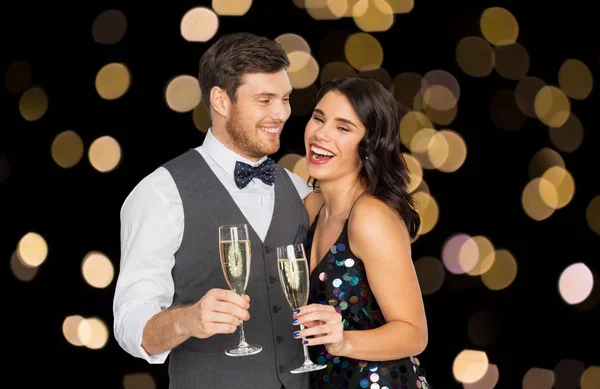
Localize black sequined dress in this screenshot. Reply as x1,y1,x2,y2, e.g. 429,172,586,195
306,211,432,389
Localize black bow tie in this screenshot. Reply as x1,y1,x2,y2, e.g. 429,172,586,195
234,158,276,189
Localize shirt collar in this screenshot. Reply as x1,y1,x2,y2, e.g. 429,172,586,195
200,128,269,178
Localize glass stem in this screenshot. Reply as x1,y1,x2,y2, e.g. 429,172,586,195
300,324,313,365
238,321,249,347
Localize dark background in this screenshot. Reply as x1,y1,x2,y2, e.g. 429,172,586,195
2,0,598,388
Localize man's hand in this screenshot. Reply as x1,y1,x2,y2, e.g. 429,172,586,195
181,288,251,339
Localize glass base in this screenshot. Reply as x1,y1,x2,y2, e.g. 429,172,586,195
224,344,262,357
290,361,327,374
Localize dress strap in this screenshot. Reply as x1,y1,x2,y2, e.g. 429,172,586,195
348,191,367,219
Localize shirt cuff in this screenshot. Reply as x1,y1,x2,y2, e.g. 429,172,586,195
124,303,171,364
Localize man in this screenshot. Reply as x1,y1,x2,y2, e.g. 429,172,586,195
113,32,312,389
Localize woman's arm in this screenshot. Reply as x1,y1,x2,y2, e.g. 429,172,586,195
294,195,428,361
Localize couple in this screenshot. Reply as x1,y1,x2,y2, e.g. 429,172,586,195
113,32,431,389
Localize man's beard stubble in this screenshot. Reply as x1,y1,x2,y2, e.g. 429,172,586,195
226,106,281,160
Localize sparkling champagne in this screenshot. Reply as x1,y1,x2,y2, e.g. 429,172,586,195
277,258,309,309
219,240,251,295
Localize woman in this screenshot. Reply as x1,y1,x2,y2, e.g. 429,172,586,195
293,77,432,389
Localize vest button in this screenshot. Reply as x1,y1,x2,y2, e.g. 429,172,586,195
265,245,272,253
279,365,286,373
276,335,284,343
273,305,281,313
269,276,277,284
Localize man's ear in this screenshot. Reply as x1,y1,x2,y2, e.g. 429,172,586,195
210,86,230,118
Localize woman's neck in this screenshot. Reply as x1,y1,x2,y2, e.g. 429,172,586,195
318,175,366,220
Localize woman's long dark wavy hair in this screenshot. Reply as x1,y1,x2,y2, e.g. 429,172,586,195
309,77,421,239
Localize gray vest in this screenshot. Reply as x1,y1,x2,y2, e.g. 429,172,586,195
162,149,310,389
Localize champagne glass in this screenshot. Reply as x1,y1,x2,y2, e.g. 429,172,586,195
277,243,327,373
219,224,262,356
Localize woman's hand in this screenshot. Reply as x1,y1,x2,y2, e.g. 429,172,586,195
293,304,349,356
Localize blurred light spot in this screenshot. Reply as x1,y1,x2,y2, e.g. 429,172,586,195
4,60,32,94
528,147,565,180
523,368,555,389
287,52,319,89
522,177,557,221
553,359,586,389
345,32,383,71
456,36,495,77
410,128,439,170
292,0,306,7
278,153,303,171
290,84,317,116
82,251,114,289
403,152,423,193
89,135,121,173
393,72,422,109
92,9,127,45
586,195,600,236
80,317,109,349
306,0,346,20
422,84,457,113
466,236,495,276
399,111,433,149
181,7,219,42
192,102,211,133
0,153,11,183
480,7,519,46
52,130,84,168
19,86,48,121
124,373,157,389
358,68,393,90
435,129,467,173
165,75,201,113
581,366,600,389
541,166,575,209
63,315,86,346
467,308,501,347
548,113,584,153
421,70,460,110
494,42,529,80
425,130,451,170
292,156,309,181
212,0,253,15
463,364,499,389
558,59,593,100
558,263,594,305
10,251,38,282
423,100,457,126
534,85,571,128
386,0,414,13
414,191,439,235
276,33,311,57
95,63,131,100
442,233,477,274
453,349,489,384
17,232,48,267
490,89,526,131
320,62,357,86
353,0,394,32
481,249,517,290
515,76,546,118
414,256,445,295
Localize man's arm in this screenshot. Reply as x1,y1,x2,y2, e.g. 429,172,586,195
113,167,252,361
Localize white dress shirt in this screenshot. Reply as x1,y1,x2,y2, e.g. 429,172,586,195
113,129,312,363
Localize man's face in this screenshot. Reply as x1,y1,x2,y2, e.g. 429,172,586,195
226,71,293,160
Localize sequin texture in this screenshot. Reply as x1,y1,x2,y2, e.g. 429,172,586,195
307,217,432,389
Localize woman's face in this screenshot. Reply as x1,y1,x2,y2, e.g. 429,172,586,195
304,90,366,183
